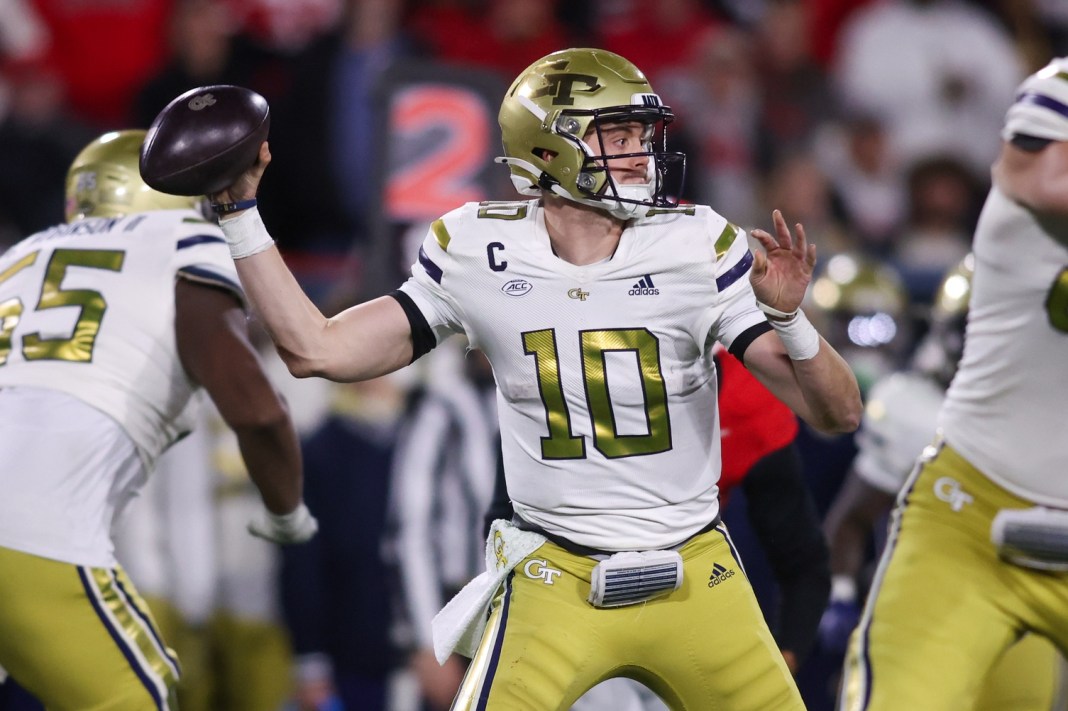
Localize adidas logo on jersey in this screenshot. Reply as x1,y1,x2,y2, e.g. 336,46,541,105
707,562,735,587
629,274,659,296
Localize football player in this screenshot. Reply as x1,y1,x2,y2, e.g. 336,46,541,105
823,255,1066,709
839,57,1068,710
0,130,316,710
209,48,861,710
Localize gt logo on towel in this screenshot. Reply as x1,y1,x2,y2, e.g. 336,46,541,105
524,559,562,585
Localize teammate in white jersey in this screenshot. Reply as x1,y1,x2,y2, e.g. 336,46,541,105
0,130,317,711
840,58,1068,711
825,256,1066,709
207,48,861,710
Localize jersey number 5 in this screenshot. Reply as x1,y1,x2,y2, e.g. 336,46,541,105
523,328,672,460
0,248,125,365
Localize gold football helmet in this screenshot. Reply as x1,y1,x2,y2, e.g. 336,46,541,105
65,130,201,222
913,253,974,386
807,253,913,394
497,48,685,219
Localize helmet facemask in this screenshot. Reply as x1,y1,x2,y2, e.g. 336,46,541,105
567,107,686,219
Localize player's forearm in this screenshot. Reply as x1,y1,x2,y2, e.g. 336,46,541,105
233,413,303,515
787,340,862,434
231,247,335,376
823,473,896,576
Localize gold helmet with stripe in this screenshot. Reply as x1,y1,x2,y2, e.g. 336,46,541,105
65,130,201,222
497,48,686,219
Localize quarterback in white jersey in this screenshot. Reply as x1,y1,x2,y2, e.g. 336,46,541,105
209,48,861,710
0,131,315,711
840,58,1068,711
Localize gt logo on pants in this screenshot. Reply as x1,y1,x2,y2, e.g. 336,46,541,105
934,476,974,512
524,559,562,585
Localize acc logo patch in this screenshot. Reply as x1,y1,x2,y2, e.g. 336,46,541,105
502,279,532,297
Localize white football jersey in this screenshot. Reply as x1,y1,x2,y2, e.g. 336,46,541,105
940,187,1068,504
853,372,944,495
399,200,767,551
0,210,242,566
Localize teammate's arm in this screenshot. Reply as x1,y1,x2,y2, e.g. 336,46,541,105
740,212,862,434
823,471,895,580
817,470,895,654
992,139,1068,245
211,142,416,383
174,278,304,518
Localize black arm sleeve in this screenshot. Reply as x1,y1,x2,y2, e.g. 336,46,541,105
388,289,436,362
741,442,831,664
728,321,772,363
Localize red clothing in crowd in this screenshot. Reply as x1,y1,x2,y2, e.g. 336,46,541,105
716,349,798,504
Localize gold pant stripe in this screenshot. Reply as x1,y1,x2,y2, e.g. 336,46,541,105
452,573,511,711
113,567,181,677
81,567,176,707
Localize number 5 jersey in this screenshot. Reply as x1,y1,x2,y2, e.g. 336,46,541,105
0,210,242,567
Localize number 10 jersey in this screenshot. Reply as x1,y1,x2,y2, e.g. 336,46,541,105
399,200,768,551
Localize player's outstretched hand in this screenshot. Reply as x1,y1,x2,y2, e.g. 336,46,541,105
749,209,817,315
209,141,271,206
248,501,318,544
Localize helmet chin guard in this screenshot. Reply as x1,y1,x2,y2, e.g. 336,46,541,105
498,48,686,219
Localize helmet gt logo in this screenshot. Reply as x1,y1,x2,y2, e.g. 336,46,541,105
531,73,603,106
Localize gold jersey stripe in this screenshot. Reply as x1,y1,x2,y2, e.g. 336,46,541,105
0,252,37,283
89,568,179,690
432,219,452,251
714,223,739,260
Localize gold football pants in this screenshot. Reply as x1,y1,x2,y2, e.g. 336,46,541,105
0,545,179,710
841,443,1068,710
452,524,804,711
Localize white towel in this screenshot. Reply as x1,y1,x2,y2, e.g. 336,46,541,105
431,519,546,664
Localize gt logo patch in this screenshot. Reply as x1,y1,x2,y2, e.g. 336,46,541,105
531,73,603,106
568,288,590,301
524,559,562,585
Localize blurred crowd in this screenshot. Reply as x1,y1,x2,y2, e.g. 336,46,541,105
1,0,1066,710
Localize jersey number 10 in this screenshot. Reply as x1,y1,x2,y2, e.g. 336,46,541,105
523,327,672,460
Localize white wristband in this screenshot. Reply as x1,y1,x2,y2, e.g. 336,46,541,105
830,574,858,603
768,308,821,360
218,205,275,259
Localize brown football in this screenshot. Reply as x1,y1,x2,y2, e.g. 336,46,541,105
139,84,270,196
